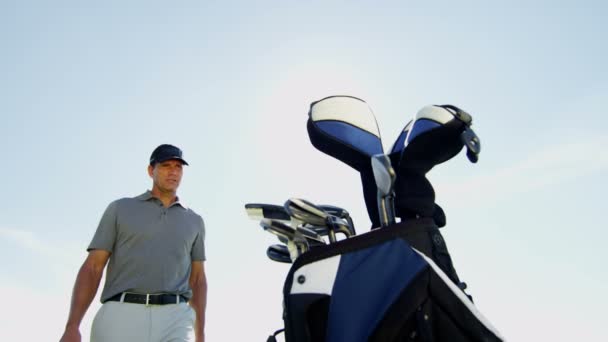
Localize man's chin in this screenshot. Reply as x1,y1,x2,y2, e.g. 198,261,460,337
160,185,179,193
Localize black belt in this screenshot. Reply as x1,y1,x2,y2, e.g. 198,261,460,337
106,292,188,305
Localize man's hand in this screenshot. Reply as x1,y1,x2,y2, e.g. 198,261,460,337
59,326,81,342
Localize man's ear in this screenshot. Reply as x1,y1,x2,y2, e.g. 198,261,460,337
147,164,154,178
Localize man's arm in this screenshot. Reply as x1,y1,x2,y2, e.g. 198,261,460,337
189,261,207,342
60,249,110,342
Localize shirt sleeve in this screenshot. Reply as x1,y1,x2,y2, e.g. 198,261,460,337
87,201,119,253
191,215,206,261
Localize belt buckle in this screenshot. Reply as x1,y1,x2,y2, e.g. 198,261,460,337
145,293,150,306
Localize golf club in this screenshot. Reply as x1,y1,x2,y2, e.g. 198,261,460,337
371,154,396,227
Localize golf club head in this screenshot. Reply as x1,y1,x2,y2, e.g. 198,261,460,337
284,198,328,227
299,218,354,244
260,219,308,261
303,221,354,239
318,204,348,219
371,154,397,227
320,205,356,236
325,216,356,238
297,226,327,246
319,205,356,236
260,218,296,241
371,154,396,197
267,244,292,264
245,203,291,221
246,203,301,244
286,198,359,242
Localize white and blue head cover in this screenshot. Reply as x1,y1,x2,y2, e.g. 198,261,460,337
308,95,384,169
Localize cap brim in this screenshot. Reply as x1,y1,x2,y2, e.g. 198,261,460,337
154,156,189,165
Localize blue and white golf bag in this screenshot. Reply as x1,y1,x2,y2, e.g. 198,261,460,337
282,220,502,342
265,96,502,341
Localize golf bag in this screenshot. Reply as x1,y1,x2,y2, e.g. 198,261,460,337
258,96,502,341
282,219,502,342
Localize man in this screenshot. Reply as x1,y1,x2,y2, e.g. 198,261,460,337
60,144,207,342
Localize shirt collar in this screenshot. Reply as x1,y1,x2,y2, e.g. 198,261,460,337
136,190,187,209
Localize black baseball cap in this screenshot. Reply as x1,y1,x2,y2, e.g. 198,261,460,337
149,144,189,166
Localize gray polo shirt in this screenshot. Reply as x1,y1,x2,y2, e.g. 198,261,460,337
88,191,206,302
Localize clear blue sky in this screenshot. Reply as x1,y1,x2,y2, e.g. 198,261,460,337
1,1,606,341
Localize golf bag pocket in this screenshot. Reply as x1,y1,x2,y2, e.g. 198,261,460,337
282,220,503,342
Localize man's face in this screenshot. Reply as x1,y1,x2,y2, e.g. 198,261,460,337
148,159,184,193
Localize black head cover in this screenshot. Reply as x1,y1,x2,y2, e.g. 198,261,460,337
389,105,481,219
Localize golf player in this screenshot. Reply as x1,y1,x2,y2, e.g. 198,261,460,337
60,144,207,342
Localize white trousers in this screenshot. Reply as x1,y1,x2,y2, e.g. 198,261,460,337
91,301,195,342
